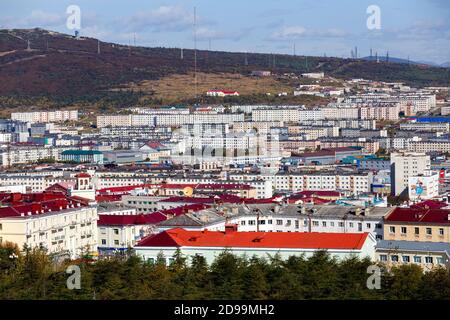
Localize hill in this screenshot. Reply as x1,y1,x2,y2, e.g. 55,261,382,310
0,28,449,101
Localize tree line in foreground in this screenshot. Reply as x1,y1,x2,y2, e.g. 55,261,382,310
0,242,449,300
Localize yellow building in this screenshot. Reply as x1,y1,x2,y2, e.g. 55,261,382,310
383,206,450,243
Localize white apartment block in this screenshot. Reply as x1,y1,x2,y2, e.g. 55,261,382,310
0,175,68,193
0,202,98,259
230,172,373,195
231,121,284,134
0,146,71,167
407,140,450,153
408,171,440,201
399,122,450,132
11,110,78,123
390,152,431,196
322,106,359,119
252,108,300,122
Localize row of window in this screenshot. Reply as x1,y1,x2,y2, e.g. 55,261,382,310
389,226,445,236
379,254,445,265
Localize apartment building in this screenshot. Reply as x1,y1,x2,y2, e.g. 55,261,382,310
252,108,300,122
390,152,431,196
383,207,450,243
230,171,373,195
407,139,450,153
0,145,71,167
0,192,97,259
376,240,450,270
11,110,78,124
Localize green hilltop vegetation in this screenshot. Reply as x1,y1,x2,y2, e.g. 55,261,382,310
1,242,449,300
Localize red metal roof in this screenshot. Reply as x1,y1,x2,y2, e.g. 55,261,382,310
97,204,211,226
0,193,87,219
385,207,450,224
137,228,370,250
98,212,167,226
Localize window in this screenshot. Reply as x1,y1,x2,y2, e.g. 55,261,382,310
268,220,272,225
425,257,433,264
114,240,119,245
339,222,344,227
414,256,422,263
313,221,319,227
249,220,256,226
259,220,266,225
276,220,283,226
439,228,444,236
113,228,119,235
436,257,444,265
295,220,299,229
358,223,362,232
375,223,382,229
330,222,335,227
391,255,399,262
415,227,420,235
366,223,371,229
240,220,246,226
322,221,327,227
401,227,407,234
349,222,354,228
402,256,410,263
389,226,396,234
286,220,291,226
379,254,387,262
0,223,2,231
101,239,106,245
426,228,432,236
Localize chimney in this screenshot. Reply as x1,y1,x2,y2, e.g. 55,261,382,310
225,224,238,234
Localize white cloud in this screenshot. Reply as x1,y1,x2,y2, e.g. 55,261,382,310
270,25,347,40
117,6,196,33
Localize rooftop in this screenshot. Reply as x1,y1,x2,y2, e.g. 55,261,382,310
137,228,371,250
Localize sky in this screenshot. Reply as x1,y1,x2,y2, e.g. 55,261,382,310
1,0,449,64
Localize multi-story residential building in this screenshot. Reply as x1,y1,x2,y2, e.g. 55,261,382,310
230,171,373,195
252,108,300,122
407,139,450,153
390,152,431,196
383,206,450,243
400,122,450,132
11,110,78,123
319,138,380,153
376,240,450,271
0,145,71,167
408,171,440,201
0,192,98,259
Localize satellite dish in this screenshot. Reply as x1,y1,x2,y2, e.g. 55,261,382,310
183,187,193,197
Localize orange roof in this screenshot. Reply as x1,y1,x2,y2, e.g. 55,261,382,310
137,228,370,250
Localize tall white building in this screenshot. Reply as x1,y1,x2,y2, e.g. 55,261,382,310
390,152,431,196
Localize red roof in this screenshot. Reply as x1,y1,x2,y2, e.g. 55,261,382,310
411,200,448,210
97,204,211,226
289,190,341,199
137,228,370,250
0,193,87,219
97,183,253,194
75,173,91,178
385,207,450,224
98,212,167,226
159,195,276,204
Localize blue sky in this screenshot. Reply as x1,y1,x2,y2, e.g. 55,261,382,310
2,0,449,64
